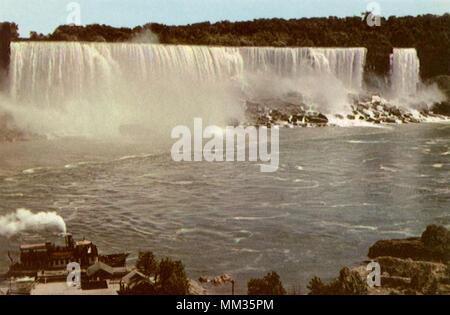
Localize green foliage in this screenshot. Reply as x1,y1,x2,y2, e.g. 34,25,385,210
130,251,189,295
247,271,286,295
10,23,19,40
157,258,189,295
307,267,368,295
136,251,158,278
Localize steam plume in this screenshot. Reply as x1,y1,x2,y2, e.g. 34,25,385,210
0,208,67,237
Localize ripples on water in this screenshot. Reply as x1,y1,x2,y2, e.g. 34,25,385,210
0,123,449,293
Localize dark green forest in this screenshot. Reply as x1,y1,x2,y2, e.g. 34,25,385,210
7,14,450,79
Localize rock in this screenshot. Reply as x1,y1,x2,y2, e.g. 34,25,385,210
269,110,282,121
368,225,449,263
375,257,446,278
305,114,328,124
188,279,207,295
347,114,355,120
316,225,450,295
256,116,270,125
421,225,450,248
431,101,450,116
381,276,411,289
389,108,402,117
198,276,208,283
385,118,396,123
368,238,446,262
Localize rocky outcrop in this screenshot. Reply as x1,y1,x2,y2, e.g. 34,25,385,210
369,225,450,263
368,238,446,263
310,225,450,295
246,94,448,129
363,225,450,295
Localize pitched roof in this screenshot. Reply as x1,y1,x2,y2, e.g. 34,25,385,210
121,270,155,286
86,261,128,278
86,261,114,277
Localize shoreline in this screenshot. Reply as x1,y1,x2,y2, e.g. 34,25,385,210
1,225,448,295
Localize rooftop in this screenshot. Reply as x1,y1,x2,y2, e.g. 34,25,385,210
20,243,47,250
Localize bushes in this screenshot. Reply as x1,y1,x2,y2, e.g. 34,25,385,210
307,267,368,295
247,271,286,295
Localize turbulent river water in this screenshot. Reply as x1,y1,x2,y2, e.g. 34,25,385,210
1,123,449,293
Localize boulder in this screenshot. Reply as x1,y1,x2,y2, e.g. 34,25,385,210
368,225,449,263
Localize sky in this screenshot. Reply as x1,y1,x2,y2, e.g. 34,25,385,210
1,0,449,37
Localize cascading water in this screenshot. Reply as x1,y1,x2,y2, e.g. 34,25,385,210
390,48,420,97
240,47,366,91
3,42,369,137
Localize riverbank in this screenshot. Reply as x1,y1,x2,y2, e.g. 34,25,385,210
308,225,449,295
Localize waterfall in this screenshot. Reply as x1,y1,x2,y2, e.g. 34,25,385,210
239,47,366,91
5,42,368,137
390,48,420,97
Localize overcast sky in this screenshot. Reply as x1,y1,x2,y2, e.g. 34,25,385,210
1,0,449,37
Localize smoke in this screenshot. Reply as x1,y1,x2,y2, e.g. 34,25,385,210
0,208,67,238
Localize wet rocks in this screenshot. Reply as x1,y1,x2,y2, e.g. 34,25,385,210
245,93,448,129
245,100,329,128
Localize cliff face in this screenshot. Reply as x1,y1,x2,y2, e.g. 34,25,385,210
364,225,449,295
309,225,450,295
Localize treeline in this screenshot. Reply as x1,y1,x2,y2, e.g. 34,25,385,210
10,14,450,79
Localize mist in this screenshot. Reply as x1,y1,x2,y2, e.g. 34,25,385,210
3,42,246,142
129,29,159,44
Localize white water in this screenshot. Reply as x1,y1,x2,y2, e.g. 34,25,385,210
3,42,367,138
2,43,444,139
240,47,366,90
390,48,420,97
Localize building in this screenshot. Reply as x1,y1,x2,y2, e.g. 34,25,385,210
8,234,98,277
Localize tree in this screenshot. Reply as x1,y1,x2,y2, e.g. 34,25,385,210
247,271,286,295
10,23,19,40
132,251,189,295
136,251,158,278
158,258,189,295
307,267,368,295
